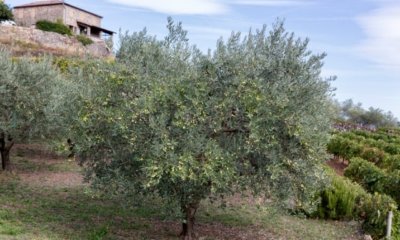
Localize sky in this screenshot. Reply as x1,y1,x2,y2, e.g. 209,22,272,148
6,0,400,118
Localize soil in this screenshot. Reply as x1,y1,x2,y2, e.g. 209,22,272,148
326,157,349,176
12,144,85,188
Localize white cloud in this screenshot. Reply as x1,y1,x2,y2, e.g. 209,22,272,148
106,0,228,15
357,3,400,71
105,0,314,15
233,0,313,6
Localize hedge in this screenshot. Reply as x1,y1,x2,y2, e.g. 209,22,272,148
36,20,72,36
345,157,400,205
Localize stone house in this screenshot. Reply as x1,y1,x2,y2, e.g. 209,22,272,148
12,0,114,39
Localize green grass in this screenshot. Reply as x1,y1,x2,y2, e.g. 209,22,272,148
198,200,362,240
0,146,363,240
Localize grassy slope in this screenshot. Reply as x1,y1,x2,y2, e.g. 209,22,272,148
0,145,363,240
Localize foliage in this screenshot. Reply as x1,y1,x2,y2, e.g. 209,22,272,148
76,35,94,46
382,155,400,172
104,37,114,51
394,211,400,240
0,52,60,138
327,135,362,160
52,57,83,73
316,169,366,220
36,20,72,36
0,49,62,170
315,170,399,239
328,129,400,170
360,147,386,164
344,157,385,193
384,170,400,204
0,1,13,21
345,157,400,205
361,193,397,238
328,129,400,206
332,99,398,128
56,19,335,237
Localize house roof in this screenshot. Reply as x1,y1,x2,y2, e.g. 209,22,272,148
77,21,115,35
13,0,103,19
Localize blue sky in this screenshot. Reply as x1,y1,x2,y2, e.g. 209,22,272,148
6,0,400,118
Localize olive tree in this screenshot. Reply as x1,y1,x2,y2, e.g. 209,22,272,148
66,20,334,239
0,50,60,170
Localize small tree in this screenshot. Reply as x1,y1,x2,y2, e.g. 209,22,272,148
64,19,334,239
0,1,13,21
0,50,60,170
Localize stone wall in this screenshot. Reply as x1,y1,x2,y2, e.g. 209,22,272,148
64,5,101,28
0,26,112,58
13,5,65,27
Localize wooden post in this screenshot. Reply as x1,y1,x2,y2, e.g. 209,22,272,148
386,210,393,239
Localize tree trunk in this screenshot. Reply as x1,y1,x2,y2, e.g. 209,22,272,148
180,201,200,240
67,138,75,158
0,133,14,171
1,149,11,171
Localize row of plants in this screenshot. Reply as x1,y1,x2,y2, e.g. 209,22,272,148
315,169,399,239
327,135,387,164
328,131,400,172
352,129,400,145
378,128,400,137
333,131,400,155
326,129,400,238
351,132,400,155
344,157,400,205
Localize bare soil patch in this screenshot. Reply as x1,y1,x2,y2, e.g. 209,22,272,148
326,157,348,176
18,172,84,188
13,144,63,161
12,144,85,188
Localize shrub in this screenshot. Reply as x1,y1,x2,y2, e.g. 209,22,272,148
327,136,362,160
345,157,400,207
382,155,400,171
315,171,399,239
384,170,400,204
383,143,400,155
344,157,385,193
316,172,365,220
76,35,94,46
361,193,397,238
393,211,400,239
0,2,13,21
360,147,386,164
36,20,72,36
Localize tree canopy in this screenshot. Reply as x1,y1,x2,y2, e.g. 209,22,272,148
0,1,13,21
0,50,60,170
333,99,398,128
58,19,334,239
